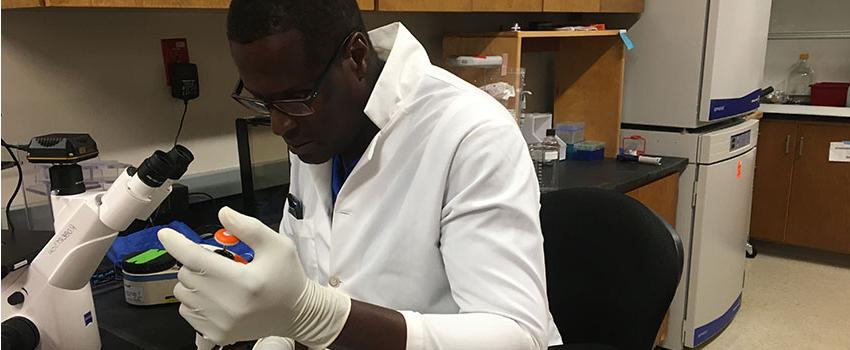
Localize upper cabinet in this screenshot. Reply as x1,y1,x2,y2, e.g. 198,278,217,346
473,0,541,12
377,0,541,12
3,0,44,8
39,0,230,7
377,0,471,12
5,0,642,12
544,0,643,13
357,0,374,11
4,0,375,10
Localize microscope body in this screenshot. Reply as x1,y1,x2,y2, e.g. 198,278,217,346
2,145,192,350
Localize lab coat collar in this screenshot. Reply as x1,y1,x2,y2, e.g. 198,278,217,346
364,22,431,131
298,23,429,220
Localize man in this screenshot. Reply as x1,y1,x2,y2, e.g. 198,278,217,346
157,0,562,349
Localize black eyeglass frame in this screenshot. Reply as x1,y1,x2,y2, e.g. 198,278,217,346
231,31,359,117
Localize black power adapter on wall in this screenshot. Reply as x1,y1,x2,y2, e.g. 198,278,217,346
169,62,199,101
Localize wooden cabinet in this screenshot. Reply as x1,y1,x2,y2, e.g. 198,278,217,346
5,0,639,12
7,0,374,9
377,0,540,12
785,122,850,253
43,0,227,7
357,0,375,11
626,172,680,346
377,0,471,12
472,0,541,12
544,0,599,12
2,0,44,8
626,173,679,227
750,120,797,242
544,0,643,13
750,118,850,254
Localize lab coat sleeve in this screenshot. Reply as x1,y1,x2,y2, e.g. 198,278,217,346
400,311,535,350
430,116,551,349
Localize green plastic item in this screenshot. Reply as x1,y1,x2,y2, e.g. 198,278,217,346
125,249,168,265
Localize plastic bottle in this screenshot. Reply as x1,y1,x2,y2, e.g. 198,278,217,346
786,53,816,104
530,129,560,192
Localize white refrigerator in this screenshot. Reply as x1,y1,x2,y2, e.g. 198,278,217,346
619,0,772,348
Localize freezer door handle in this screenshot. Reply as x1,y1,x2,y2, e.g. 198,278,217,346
785,134,791,154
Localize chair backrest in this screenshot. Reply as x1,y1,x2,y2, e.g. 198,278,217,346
541,188,684,350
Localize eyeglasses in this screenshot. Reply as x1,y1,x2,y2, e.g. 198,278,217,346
231,32,357,117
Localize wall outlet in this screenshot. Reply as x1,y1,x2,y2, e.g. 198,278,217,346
161,38,190,86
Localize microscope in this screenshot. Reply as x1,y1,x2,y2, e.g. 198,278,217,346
1,134,194,350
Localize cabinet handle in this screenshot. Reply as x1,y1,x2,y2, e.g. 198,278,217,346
785,135,791,154
798,136,805,157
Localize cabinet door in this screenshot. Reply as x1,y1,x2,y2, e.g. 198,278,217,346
749,120,797,242
472,0,541,12
143,0,228,8
626,173,679,227
785,122,850,253
600,0,643,12
2,0,43,8
544,0,600,12
378,0,471,12
357,0,374,10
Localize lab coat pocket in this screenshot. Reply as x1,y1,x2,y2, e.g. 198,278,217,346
289,219,320,280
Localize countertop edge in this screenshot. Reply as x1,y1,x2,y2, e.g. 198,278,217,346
761,104,850,118
611,158,688,193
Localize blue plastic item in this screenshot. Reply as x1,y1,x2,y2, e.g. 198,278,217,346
572,149,605,161
569,141,605,161
107,221,255,264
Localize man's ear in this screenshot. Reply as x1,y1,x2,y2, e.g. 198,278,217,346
346,32,370,81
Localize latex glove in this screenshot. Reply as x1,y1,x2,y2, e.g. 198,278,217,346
157,207,351,348
253,336,295,350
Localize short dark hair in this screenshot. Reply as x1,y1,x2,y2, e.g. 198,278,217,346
227,0,366,62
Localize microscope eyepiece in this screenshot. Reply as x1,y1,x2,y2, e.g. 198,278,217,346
137,151,172,188
136,146,194,187
167,145,194,180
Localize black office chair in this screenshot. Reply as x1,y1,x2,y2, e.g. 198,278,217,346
541,188,684,350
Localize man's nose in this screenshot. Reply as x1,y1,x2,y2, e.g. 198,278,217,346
270,110,297,137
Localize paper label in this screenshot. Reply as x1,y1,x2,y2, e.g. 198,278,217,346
828,141,850,162
544,151,559,161
124,282,143,304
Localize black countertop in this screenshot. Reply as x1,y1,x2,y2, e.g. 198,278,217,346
549,157,688,194
94,157,687,349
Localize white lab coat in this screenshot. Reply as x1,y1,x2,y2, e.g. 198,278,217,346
279,22,562,349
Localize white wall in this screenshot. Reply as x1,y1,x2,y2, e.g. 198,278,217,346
762,0,850,89
1,8,576,212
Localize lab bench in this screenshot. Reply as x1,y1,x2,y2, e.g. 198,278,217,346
92,157,687,349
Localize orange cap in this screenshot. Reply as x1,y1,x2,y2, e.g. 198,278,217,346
800,52,809,60
214,228,240,247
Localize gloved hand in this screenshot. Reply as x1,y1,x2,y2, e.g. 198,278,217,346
253,336,295,350
158,207,351,348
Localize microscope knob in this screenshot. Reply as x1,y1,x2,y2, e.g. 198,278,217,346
6,292,24,306
1,316,39,350
214,228,240,247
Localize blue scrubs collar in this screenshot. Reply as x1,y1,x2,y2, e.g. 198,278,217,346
331,153,361,205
